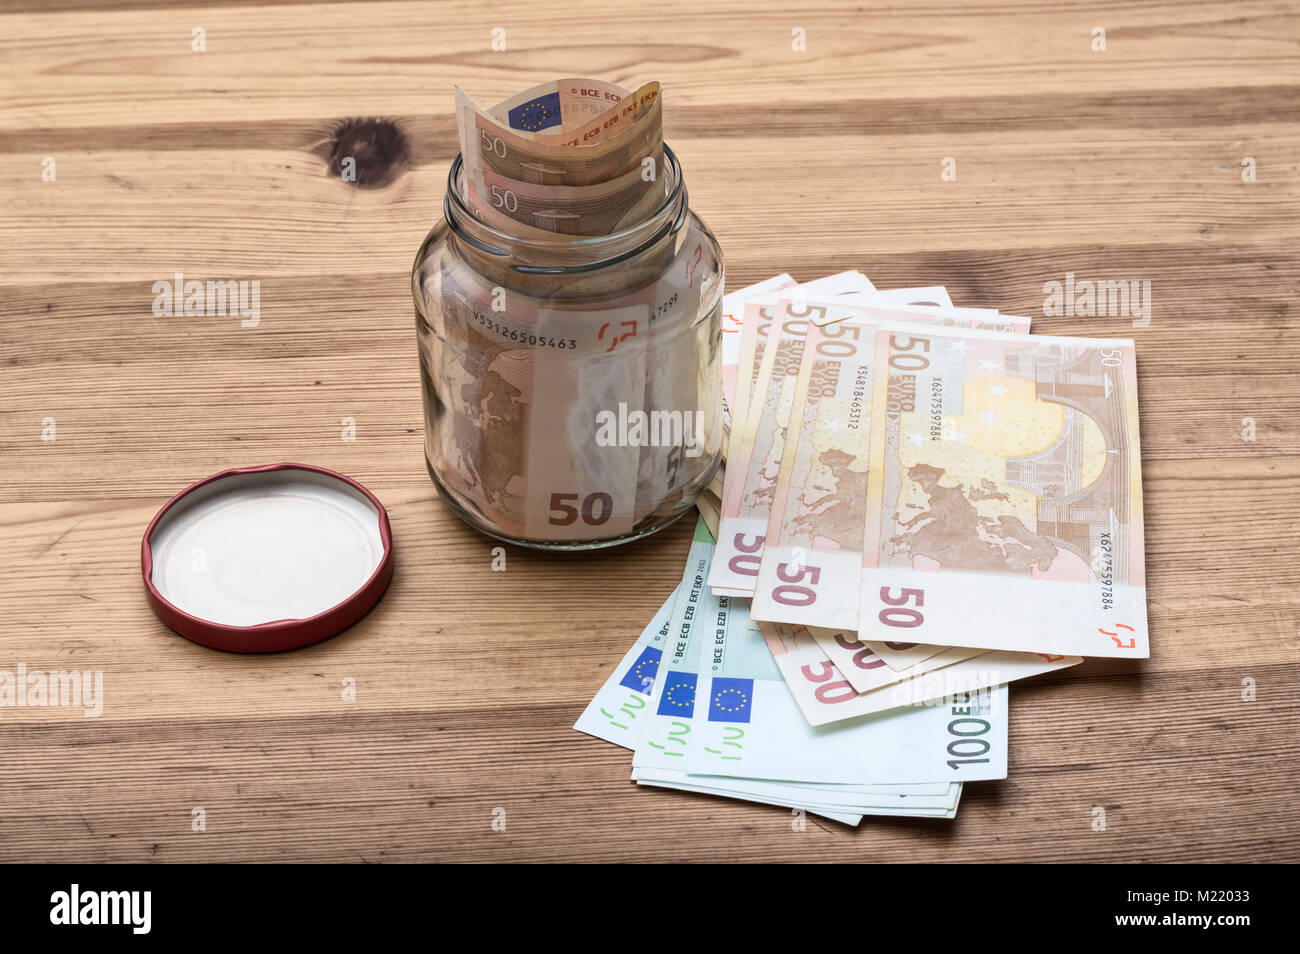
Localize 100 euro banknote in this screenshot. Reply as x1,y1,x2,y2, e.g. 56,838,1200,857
573,587,677,747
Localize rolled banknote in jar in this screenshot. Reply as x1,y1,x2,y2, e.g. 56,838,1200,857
412,81,723,548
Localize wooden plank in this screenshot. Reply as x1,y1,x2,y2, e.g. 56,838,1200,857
0,669,1295,862
2,2,1296,131
5,129,1299,281
0,457,1295,715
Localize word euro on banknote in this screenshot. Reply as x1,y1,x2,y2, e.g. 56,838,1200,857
721,274,796,424
729,273,876,431
723,279,960,442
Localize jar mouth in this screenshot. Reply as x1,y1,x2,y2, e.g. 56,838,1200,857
443,144,688,274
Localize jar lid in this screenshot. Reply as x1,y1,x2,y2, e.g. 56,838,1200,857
140,463,394,653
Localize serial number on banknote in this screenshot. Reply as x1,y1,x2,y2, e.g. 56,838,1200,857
648,292,679,323
847,364,870,430
471,311,577,350
927,379,944,441
1096,532,1115,610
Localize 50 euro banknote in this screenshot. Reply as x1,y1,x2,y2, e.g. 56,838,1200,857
723,276,960,433
720,273,796,426
748,310,1023,628
486,78,649,147
727,272,875,446
712,301,1029,598
856,323,1148,658
456,80,663,237
762,620,1078,726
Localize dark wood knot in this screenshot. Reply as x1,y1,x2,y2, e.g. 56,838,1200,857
323,117,410,189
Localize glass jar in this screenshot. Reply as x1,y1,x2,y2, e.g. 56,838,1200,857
412,145,724,549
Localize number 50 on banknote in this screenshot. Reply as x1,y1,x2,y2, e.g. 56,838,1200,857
858,323,1149,659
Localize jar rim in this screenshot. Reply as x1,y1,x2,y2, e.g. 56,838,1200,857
442,144,688,273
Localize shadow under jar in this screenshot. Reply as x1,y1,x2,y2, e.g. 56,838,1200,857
412,146,724,549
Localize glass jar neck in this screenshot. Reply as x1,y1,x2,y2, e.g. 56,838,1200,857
442,145,688,275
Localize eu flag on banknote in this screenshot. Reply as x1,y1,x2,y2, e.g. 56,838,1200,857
507,91,562,132
619,646,662,695
707,677,754,723
656,671,697,717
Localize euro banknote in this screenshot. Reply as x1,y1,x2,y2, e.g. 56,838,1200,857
713,300,1022,598
762,620,1079,726
623,522,1009,786
456,79,663,236
728,272,874,446
636,771,960,818
484,78,631,137
573,586,678,747
858,323,1148,657
747,308,1030,628
574,270,1148,826
721,273,796,441
434,78,722,544
425,208,719,543
810,626,981,693
634,766,960,809
860,639,950,671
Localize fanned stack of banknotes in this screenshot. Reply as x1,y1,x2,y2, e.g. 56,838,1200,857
576,270,1150,824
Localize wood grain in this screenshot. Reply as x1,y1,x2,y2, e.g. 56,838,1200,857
1,0,1298,862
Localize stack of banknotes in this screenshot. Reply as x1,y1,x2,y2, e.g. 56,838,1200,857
576,271,1149,823
454,78,664,238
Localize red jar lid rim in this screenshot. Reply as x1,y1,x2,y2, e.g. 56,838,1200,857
140,462,394,653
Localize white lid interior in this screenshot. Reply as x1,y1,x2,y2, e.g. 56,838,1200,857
148,469,385,627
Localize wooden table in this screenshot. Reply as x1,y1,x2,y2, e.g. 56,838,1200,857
2,0,1297,863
